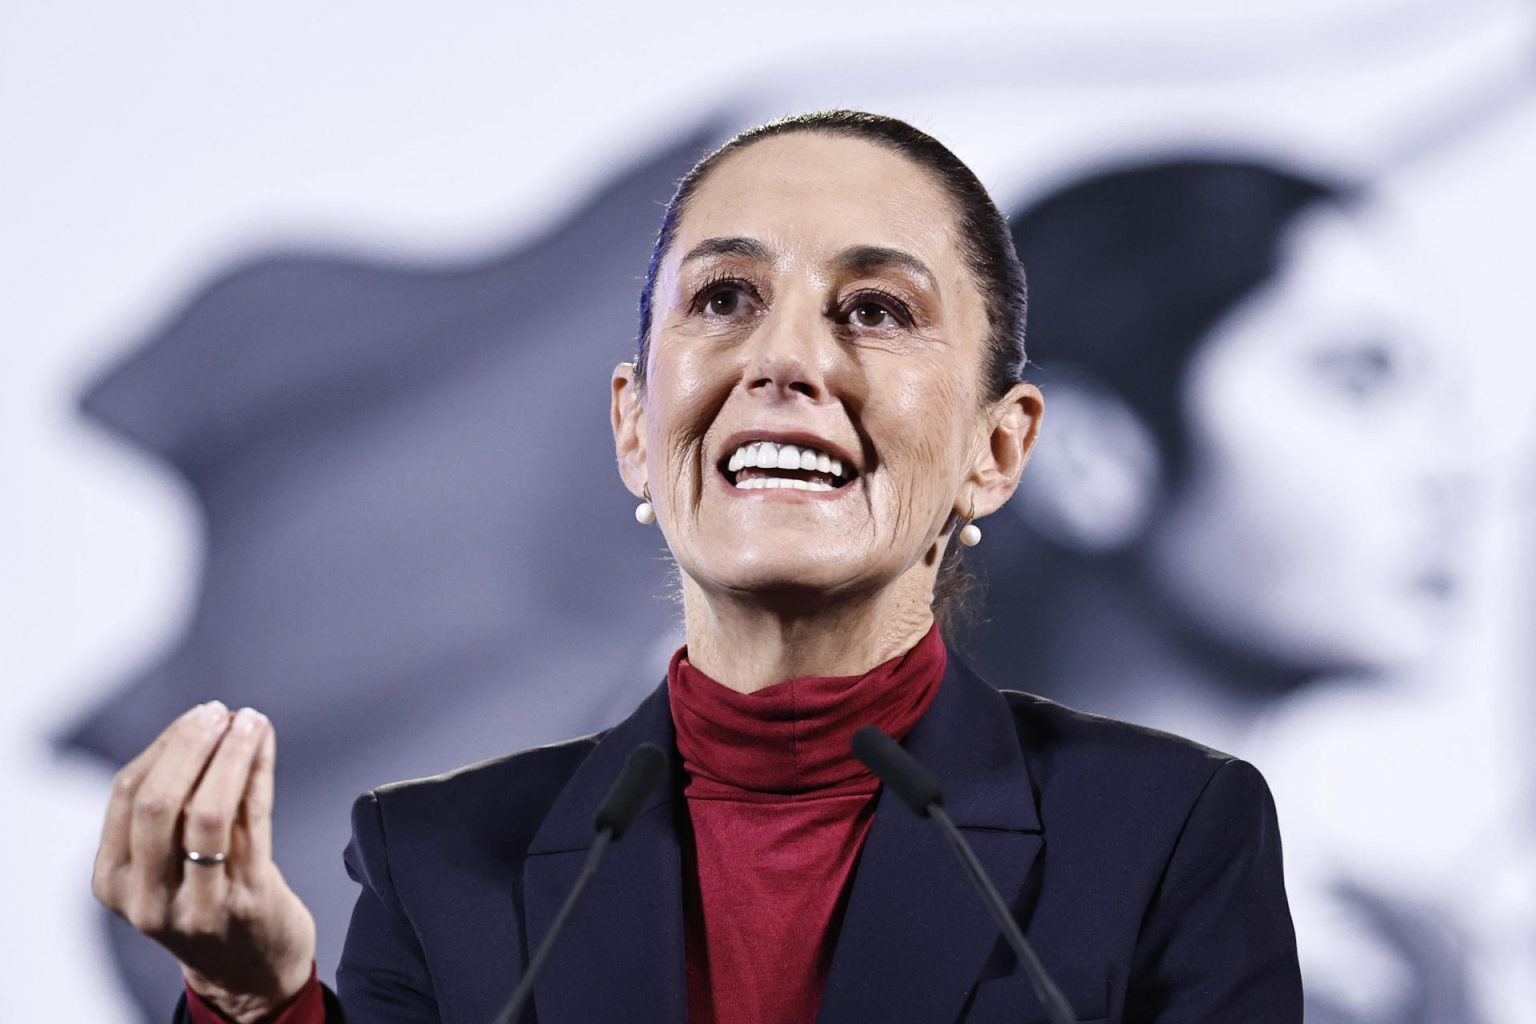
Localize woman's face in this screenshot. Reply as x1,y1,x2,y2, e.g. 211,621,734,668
615,133,1033,611
1145,203,1466,675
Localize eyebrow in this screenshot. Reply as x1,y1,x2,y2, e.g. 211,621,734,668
830,245,938,293
679,236,774,266
680,237,938,293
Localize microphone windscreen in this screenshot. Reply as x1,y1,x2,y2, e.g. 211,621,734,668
851,725,944,817
593,742,667,839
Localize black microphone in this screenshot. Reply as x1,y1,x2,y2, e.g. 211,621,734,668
851,726,1077,1024
492,742,668,1024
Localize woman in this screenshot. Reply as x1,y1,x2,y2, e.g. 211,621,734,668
969,160,1466,1020
973,159,1460,746
93,111,1302,1023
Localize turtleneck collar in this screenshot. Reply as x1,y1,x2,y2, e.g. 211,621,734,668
668,624,946,796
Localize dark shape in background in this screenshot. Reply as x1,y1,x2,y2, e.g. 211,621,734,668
61,124,720,1018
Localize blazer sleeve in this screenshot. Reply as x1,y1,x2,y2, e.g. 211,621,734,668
334,790,441,1022
1124,757,1303,1023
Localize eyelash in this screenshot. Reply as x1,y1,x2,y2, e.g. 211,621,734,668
688,276,915,329
840,287,914,328
688,274,761,315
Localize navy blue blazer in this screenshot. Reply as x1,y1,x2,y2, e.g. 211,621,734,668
330,655,1302,1023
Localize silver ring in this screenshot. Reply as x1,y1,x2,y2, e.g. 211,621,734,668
183,849,228,866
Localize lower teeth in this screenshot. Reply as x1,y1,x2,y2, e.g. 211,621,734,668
735,478,834,492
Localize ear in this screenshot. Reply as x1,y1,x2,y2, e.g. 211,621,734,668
1010,370,1163,552
611,361,648,499
963,381,1045,519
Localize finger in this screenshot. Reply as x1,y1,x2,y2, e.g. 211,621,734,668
127,701,232,916
182,707,269,898
94,768,142,905
232,713,277,880
96,703,219,892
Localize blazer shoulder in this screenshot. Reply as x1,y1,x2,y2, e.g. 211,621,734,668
999,688,1256,821
358,730,608,865
1004,687,1235,760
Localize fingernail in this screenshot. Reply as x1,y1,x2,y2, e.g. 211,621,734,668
233,707,266,735
200,700,229,730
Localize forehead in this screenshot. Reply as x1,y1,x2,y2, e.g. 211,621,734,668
1234,205,1425,358
673,133,963,271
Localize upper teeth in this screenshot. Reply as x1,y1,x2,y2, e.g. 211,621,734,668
727,441,845,479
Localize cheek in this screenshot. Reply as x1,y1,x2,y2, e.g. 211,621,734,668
1192,375,1415,565
1180,325,1439,571
872,371,972,522
1176,409,1344,592
644,348,731,491
1177,346,1337,556
1166,405,1410,649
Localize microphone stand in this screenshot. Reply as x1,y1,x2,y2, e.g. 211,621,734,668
928,803,1075,1024
491,741,665,1024
492,831,613,1024
852,725,1076,1024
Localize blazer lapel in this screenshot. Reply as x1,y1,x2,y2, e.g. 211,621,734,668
521,684,689,1024
817,656,1044,1024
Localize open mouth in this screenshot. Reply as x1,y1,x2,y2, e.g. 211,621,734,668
719,440,858,493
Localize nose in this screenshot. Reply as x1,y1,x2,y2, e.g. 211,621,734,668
1420,452,1479,544
742,298,836,403
1413,410,1481,552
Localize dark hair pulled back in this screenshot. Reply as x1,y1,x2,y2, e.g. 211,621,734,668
1010,158,1342,485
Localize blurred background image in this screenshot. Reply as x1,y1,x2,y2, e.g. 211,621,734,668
5,2,1534,1021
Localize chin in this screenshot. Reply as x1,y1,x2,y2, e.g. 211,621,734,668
1317,585,1455,673
1243,614,1438,683
695,549,873,604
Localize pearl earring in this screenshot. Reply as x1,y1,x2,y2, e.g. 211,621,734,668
635,486,656,525
959,499,982,547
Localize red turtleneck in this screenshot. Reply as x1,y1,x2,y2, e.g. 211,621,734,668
669,625,945,1024
184,626,946,1024
184,961,323,1023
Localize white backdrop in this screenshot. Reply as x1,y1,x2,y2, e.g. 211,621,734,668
5,1,1534,1019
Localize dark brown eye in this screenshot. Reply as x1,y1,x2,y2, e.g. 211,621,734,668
1313,341,1399,401
851,302,890,328
709,290,744,316
839,288,912,330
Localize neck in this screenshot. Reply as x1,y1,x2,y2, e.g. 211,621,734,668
681,575,936,694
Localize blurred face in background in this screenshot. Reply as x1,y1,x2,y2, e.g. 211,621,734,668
1144,203,1466,676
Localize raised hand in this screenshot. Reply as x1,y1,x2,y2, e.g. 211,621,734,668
93,702,317,1023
